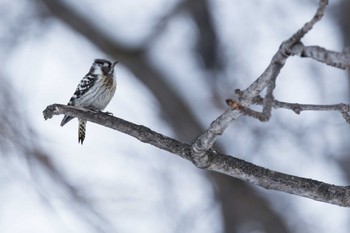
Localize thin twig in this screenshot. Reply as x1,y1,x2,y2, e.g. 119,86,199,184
271,100,350,115
288,0,328,44
226,98,350,124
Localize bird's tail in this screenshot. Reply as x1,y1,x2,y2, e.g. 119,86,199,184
78,119,87,144
60,115,74,127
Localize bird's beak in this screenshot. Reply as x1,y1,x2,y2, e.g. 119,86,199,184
110,61,119,74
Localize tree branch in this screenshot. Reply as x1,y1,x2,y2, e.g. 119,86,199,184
226,95,350,124
190,0,331,165
43,104,350,207
300,45,350,69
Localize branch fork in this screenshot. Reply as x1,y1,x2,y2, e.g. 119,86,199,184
43,104,350,206
191,0,349,162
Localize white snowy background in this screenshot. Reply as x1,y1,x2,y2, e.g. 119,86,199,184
1,0,349,232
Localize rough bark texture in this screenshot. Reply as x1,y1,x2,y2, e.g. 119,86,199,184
43,104,350,207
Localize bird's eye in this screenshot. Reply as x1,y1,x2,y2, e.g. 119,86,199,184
103,63,109,67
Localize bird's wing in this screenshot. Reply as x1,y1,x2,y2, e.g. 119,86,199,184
60,75,97,127
68,74,97,105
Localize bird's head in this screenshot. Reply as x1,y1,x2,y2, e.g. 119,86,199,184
90,59,119,76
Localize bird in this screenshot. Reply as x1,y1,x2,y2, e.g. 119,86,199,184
60,58,118,144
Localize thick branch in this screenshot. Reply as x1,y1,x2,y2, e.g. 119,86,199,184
43,104,192,160
43,104,350,207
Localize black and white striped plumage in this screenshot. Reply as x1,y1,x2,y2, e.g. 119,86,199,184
61,59,118,144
